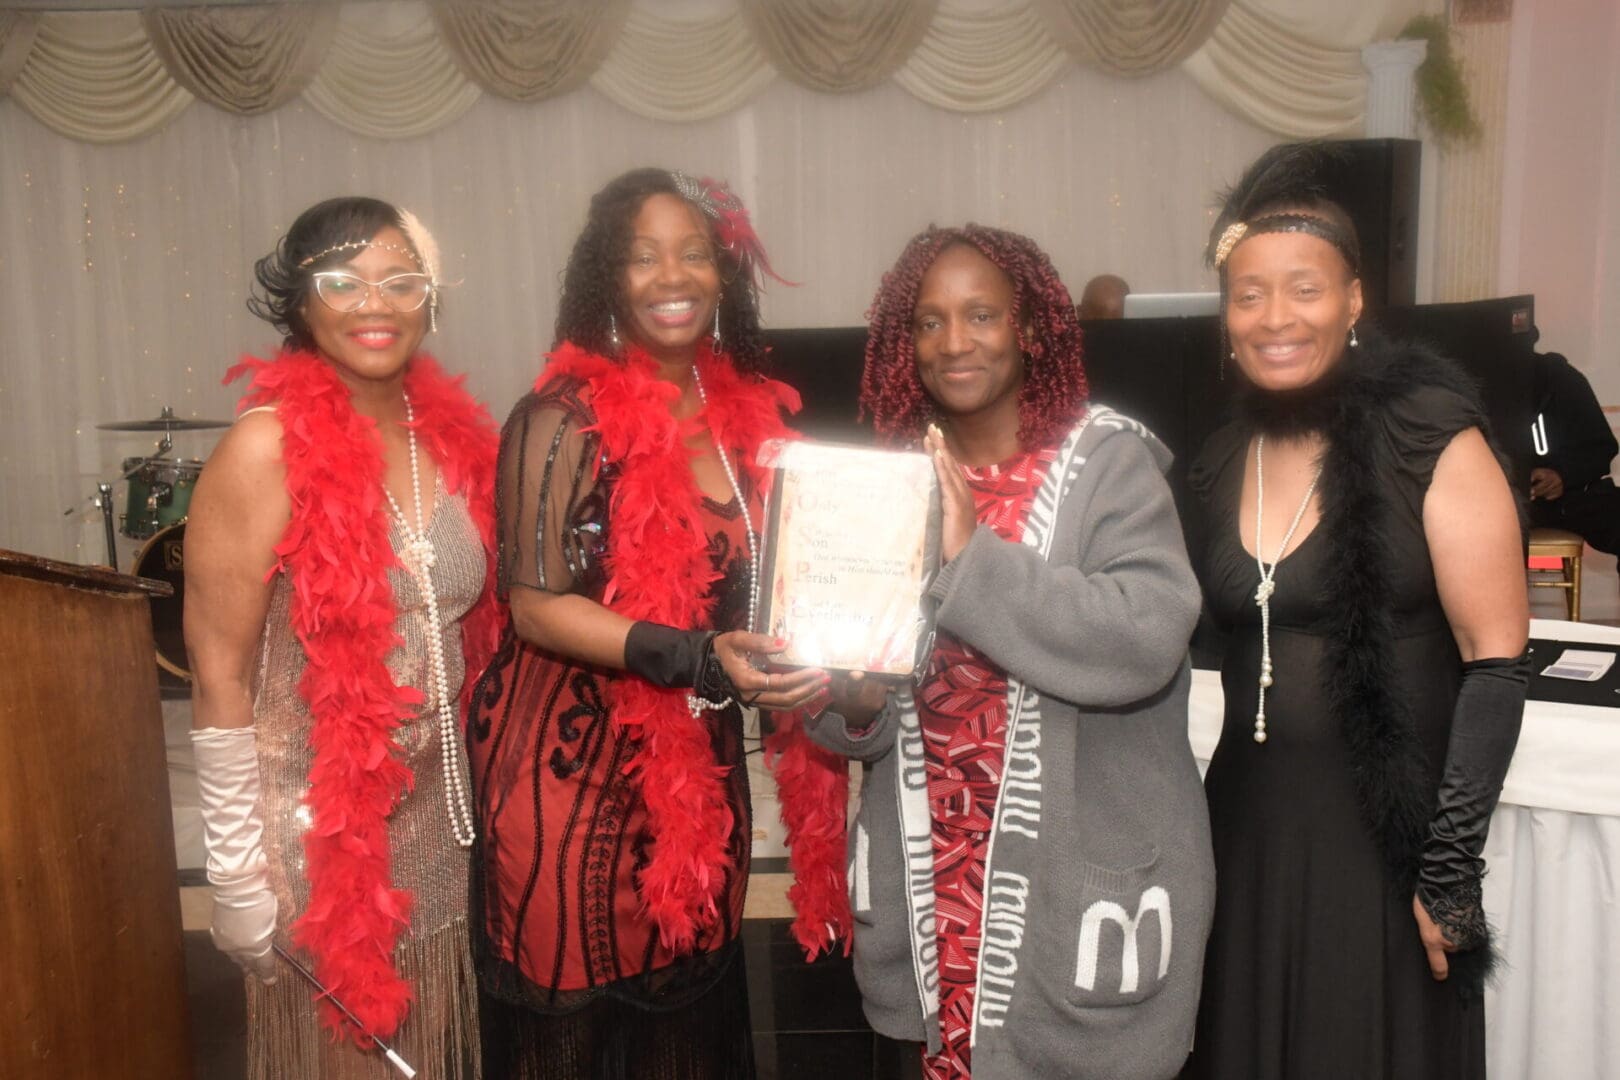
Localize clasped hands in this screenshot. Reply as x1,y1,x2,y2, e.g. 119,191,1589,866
1529,466,1564,501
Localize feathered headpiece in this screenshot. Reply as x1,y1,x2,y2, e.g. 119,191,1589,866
671,171,797,288
1206,142,1361,274
397,207,443,333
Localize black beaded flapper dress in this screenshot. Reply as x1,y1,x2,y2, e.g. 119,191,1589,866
1183,386,1487,1080
467,378,758,1080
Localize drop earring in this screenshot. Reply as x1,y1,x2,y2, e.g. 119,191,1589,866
1349,324,1359,348
609,312,621,352
712,293,723,351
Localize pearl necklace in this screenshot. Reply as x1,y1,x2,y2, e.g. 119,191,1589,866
687,366,761,718
1251,434,1323,745
380,394,476,847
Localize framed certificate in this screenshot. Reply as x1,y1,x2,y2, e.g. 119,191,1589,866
756,439,940,675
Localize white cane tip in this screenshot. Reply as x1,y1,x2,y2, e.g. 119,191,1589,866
384,1048,416,1078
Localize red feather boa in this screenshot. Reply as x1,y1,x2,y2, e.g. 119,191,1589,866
539,340,851,958
224,350,502,1042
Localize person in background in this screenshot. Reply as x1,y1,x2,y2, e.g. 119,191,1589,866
185,197,501,1079
1077,273,1130,319
1528,341,1620,557
1182,143,1528,1080
813,223,1213,1080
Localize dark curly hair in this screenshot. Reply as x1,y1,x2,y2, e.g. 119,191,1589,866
860,224,1089,449
248,196,420,351
1206,142,1361,276
554,168,770,373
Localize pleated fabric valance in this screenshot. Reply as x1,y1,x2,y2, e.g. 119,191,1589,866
0,0,1429,142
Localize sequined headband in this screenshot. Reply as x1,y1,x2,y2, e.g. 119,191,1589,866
670,171,795,287
1212,211,1360,274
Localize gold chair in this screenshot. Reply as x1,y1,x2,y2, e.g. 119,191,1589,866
1527,527,1585,621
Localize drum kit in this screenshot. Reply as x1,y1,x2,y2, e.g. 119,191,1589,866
73,405,232,689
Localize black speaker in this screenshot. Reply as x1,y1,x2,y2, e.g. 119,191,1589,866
1382,294,1538,483
1316,138,1421,316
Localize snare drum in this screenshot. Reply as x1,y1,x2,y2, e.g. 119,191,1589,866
133,520,189,682
121,457,203,540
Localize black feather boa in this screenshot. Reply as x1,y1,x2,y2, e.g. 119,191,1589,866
1232,331,1503,996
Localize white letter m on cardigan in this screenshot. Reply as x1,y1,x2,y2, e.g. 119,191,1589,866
1074,886,1172,993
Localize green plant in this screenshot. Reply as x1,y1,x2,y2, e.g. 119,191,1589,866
1400,15,1482,144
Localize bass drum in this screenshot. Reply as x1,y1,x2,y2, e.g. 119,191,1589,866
133,520,190,688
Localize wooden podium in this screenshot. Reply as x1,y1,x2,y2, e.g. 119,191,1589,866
0,551,192,1079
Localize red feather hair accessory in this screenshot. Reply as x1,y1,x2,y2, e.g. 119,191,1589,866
672,171,798,288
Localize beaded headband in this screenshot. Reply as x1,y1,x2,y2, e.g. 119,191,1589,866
1212,211,1361,274
670,171,795,287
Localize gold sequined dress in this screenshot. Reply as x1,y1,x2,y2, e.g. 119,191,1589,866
248,475,484,1080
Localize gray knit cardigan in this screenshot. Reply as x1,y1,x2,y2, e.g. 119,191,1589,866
808,408,1215,1080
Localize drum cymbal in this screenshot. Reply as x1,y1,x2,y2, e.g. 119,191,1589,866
98,406,230,432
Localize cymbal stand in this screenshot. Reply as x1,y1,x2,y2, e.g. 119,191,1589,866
96,482,118,571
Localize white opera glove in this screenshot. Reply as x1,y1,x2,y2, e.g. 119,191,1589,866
191,726,278,983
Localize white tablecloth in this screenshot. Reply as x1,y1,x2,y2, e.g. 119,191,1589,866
1188,618,1620,1080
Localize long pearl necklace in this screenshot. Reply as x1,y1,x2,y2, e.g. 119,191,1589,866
380,394,477,847
687,365,761,717
1251,434,1323,745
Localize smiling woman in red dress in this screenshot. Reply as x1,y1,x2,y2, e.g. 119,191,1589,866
466,168,851,1080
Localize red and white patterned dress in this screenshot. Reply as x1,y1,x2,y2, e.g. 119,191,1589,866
920,445,1057,1080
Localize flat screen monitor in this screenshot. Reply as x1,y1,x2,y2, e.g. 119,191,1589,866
1122,292,1220,319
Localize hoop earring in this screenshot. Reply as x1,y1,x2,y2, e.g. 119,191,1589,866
712,294,723,351
609,312,621,353
1348,324,1359,348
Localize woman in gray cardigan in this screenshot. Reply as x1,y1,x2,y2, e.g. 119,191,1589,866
810,225,1214,1080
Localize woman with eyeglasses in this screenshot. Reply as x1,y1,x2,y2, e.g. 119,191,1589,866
183,196,502,1079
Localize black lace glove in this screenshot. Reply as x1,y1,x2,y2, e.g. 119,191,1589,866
1416,653,1529,950
623,621,737,703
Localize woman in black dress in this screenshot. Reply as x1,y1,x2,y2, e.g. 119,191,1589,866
1183,144,1529,1079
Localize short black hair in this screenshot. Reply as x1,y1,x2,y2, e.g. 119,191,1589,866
248,196,407,350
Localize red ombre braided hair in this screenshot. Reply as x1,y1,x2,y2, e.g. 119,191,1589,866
860,224,1089,449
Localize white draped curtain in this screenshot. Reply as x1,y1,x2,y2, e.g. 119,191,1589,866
2,0,1453,564
140,5,336,115
0,16,1280,563
0,0,1433,141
